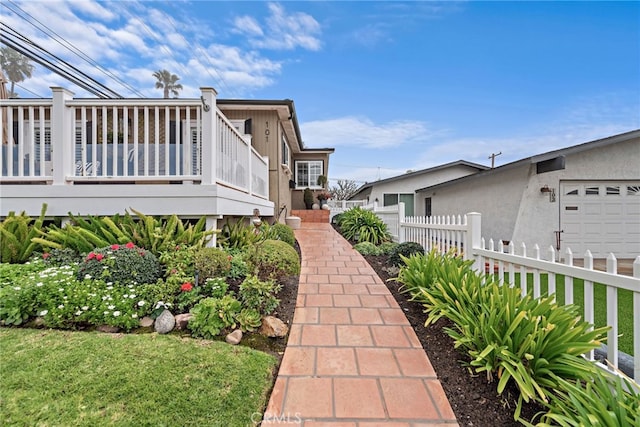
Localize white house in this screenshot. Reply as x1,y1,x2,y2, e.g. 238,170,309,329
349,161,488,216
415,130,640,259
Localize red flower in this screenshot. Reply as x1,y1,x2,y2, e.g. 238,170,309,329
170,269,177,275
87,252,96,260
42,253,50,259
180,282,193,292
125,242,135,249
111,244,120,250
96,253,104,261
228,256,233,261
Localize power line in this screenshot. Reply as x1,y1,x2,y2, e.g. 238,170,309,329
4,0,144,97
14,81,44,98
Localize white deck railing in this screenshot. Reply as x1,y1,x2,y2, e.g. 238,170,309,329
0,88,268,199
359,203,640,380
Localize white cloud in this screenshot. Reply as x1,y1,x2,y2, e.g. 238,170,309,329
301,116,436,149
233,16,264,37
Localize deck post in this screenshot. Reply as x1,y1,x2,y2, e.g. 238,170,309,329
50,87,74,185
200,87,217,185
466,212,482,272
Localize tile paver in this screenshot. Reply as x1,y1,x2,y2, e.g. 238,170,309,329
263,222,458,426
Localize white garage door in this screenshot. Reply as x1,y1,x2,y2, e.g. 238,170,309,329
561,181,640,258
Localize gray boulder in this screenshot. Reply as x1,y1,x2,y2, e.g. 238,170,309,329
154,309,175,334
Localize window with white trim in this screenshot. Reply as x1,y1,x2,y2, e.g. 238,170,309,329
295,160,323,188
281,133,290,167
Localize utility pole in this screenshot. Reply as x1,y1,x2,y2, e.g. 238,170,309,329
488,152,502,169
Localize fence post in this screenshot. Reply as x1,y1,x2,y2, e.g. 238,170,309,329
50,87,74,185
466,212,482,272
398,202,406,243
200,87,217,185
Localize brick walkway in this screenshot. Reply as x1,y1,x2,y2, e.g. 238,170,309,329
262,222,458,426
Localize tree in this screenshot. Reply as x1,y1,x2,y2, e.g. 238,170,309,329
329,179,360,200
0,47,35,98
152,69,183,98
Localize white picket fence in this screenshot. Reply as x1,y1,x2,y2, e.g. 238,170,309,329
360,202,640,379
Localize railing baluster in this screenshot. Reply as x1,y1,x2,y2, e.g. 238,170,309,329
606,253,618,371
583,251,595,361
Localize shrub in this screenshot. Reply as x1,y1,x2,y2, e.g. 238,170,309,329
353,242,382,256
378,241,398,255
389,241,425,266
531,368,640,426
339,207,391,244
194,247,232,282
174,282,204,314
138,279,181,309
227,250,250,280
188,295,241,338
203,277,229,299
239,275,281,315
218,218,262,250
236,308,262,332
248,239,300,281
40,248,82,266
77,243,161,286
0,204,47,263
266,223,296,247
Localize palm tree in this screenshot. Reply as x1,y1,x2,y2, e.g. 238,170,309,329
0,47,35,98
153,69,183,98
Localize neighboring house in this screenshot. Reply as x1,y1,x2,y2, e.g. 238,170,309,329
349,161,488,216
416,130,640,258
0,87,333,236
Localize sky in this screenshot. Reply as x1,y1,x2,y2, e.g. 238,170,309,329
2,0,639,185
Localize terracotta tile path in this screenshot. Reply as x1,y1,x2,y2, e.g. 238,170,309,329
263,222,458,426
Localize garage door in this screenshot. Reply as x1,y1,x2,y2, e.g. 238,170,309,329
561,181,640,258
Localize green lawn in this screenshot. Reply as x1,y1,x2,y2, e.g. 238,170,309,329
0,328,277,426
500,272,634,356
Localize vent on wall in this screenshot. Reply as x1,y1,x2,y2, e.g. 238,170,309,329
536,156,565,174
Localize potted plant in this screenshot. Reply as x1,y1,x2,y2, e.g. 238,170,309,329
316,191,331,208
317,175,328,189
303,187,314,209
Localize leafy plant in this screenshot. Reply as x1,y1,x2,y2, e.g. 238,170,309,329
527,368,640,427
339,207,391,244
303,187,314,209
194,247,231,282
378,241,398,255
247,239,300,281
389,241,425,266
40,248,82,266
174,282,204,313
77,243,161,286
188,295,241,339
218,218,262,250
0,204,48,263
236,308,262,332
353,241,382,256
239,275,281,315
226,250,250,280
265,223,296,247
203,277,229,299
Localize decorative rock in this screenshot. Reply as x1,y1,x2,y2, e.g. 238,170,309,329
312,203,320,210
139,316,154,328
96,324,120,333
259,316,289,338
154,309,175,334
226,329,243,345
33,317,45,327
174,313,194,330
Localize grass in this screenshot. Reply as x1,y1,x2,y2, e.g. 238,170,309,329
499,272,634,356
0,328,277,426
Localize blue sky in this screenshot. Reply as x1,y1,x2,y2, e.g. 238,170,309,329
3,0,639,184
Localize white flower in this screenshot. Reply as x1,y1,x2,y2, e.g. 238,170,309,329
36,282,44,287
137,301,145,307
82,306,89,311
58,304,64,309
123,294,128,299
103,311,109,315
58,288,64,292
131,314,138,318
129,294,136,299
102,296,108,301
106,282,113,286
75,310,83,316
13,286,21,291
108,305,115,310
39,310,48,316
107,286,114,290
84,274,92,280
113,311,121,317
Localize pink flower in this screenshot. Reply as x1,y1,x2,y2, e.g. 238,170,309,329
125,242,135,249
96,253,104,261
180,282,193,292
111,244,120,250
87,252,96,260
42,253,50,259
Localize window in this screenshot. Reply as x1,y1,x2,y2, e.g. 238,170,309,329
295,160,323,188
281,133,290,167
382,193,414,216
425,197,432,217
585,186,600,195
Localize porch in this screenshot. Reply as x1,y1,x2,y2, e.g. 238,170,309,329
0,87,273,223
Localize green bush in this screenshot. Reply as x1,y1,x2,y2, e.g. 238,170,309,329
353,242,382,256
77,243,161,286
266,223,296,247
378,241,398,255
248,239,300,281
218,218,262,250
530,368,640,426
40,248,82,266
203,277,229,299
188,295,241,338
0,204,47,263
389,241,425,266
338,207,391,244
236,308,262,332
331,212,344,226
227,250,250,280
239,275,281,315
138,279,181,309
194,247,232,282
